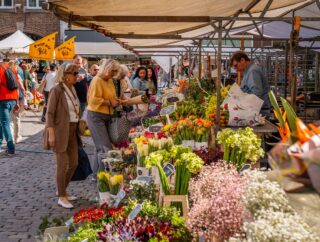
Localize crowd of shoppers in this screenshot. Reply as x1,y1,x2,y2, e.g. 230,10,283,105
1,52,159,208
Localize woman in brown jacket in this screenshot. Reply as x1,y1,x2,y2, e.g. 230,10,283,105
44,63,82,209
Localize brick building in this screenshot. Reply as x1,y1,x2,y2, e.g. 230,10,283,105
0,0,60,41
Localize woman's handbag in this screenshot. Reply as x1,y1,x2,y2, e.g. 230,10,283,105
71,146,93,181
108,114,131,144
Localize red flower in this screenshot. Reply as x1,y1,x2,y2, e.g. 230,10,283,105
224,103,228,109
233,107,238,111
234,117,239,121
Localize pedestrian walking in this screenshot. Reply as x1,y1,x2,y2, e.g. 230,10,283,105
44,63,82,209
40,63,57,122
9,60,25,144
0,55,19,156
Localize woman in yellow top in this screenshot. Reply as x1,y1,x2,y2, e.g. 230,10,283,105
87,59,149,177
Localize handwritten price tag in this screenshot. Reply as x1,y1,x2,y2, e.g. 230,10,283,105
163,163,175,177
113,188,126,207
160,105,175,116
149,125,162,133
128,204,143,221
136,176,153,184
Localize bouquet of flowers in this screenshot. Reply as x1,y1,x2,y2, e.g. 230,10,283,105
125,179,157,204
145,150,171,195
145,146,204,200
163,117,211,145
243,169,294,215
206,85,231,120
229,210,320,242
97,172,124,195
171,101,206,121
148,137,174,154
188,162,248,241
133,136,149,167
194,118,212,142
217,127,264,169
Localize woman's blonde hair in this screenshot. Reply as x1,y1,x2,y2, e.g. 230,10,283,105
118,64,129,79
54,63,79,83
8,60,16,68
98,59,120,77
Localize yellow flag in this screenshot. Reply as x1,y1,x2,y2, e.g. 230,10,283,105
55,36,76,60
29,32,57,60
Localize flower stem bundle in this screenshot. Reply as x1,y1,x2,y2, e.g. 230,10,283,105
217,127,264,169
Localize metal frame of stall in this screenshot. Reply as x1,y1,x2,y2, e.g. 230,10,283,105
45,0,320,130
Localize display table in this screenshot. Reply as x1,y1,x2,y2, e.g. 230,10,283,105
227,120,278,134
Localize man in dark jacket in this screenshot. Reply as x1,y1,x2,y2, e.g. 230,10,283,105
72,54,88,114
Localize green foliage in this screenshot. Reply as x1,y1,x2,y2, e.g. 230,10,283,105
125,180,158,204
280,97,297,133
68,224,100,242
125,200,192,241
170,101,206,120
37,216,66,236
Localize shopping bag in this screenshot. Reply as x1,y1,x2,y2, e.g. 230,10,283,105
71,146,93,181
108,115,131,144
223,83,264,126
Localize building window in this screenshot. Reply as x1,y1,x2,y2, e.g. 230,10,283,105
26,0,46,9
0,0,14,8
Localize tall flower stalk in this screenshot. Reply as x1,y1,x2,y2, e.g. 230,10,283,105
217,127,264,169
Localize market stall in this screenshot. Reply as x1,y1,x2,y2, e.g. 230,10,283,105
38,1,320,241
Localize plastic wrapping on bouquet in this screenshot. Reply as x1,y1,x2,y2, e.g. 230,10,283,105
194,142,208,151
182,140,195,149
137,167,149,177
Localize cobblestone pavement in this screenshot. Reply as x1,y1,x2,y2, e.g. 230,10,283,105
0,110,98,242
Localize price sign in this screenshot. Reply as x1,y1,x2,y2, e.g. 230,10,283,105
167,93,179,103
160,105,175,116
136,176,153,184
107,150,122,159
65,217,73,226
149,125,162,133
128,204,143,221
114,188,126,207
240,164,251,174
149,103,157,111
163,163,175,177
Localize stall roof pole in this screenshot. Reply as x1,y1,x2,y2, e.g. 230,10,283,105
215,21,222,133
198,40,202,82
316,53,320,92
284,42,288,98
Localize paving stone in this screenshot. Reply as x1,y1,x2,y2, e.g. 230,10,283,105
0,111,97,240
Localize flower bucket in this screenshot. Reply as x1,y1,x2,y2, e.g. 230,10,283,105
194,141,208,150
182,140,195,149
137,166,149,177
151,167,161,185
99,192,115,205
308,162,320,193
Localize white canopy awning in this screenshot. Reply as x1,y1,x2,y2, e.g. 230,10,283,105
75,42,132,56
45,0,320,55
0,30,34,53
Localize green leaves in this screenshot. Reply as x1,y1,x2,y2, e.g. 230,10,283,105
280,97,297,133
269,91,285,128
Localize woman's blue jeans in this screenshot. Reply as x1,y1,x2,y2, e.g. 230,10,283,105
0,100,16,154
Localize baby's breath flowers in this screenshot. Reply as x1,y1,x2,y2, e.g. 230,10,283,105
188,162,248,241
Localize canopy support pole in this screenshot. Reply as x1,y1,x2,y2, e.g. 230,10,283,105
198,40,202,81
315,53,319,92
284,42,289,98
215,21,222,134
